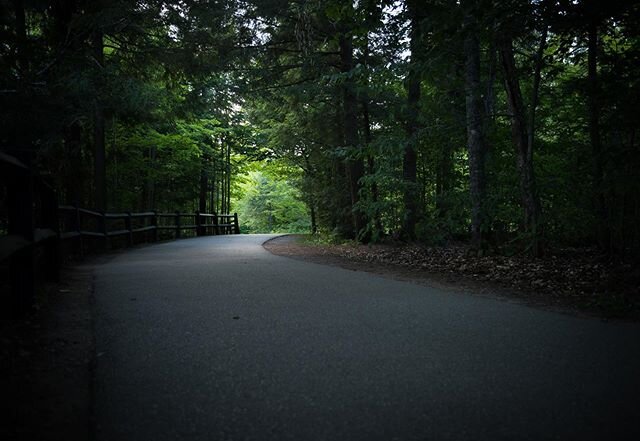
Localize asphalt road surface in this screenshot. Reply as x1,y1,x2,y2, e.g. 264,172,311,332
92,234,640,440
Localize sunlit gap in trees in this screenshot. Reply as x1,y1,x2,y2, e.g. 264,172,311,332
234,164,311,234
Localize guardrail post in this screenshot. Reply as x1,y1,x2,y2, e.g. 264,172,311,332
233,213,240,234
175,211,181,238
125,212,133,246
151,211,158,242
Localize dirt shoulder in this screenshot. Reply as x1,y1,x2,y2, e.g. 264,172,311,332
264,234,640,321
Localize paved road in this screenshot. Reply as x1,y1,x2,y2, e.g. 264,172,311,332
93,234,640,440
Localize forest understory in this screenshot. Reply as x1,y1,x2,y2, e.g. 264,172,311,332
264,235,640,321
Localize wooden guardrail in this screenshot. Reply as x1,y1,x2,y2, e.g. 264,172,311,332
1,151,240,317
57,206,240,252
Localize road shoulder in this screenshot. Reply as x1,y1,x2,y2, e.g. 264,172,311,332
1,265,95,440
263,234,639,321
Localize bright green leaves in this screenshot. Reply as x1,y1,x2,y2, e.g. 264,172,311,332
235,165,310,233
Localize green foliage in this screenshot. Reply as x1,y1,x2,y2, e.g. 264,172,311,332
235,166,310,234
107,124,200,210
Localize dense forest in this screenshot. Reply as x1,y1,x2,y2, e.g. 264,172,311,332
1,0,638,256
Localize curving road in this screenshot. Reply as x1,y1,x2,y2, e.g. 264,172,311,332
93,234,640,440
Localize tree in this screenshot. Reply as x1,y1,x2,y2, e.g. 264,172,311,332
496,1,545,256
463,0,488,251
401,0,424,241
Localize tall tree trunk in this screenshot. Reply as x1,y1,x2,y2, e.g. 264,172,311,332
111,116,118,209
362,34,382,239
214,160,220,213
366,155,382,235
199,155,208,213
463,5,487,251
93,101,106,210
329,96,352,236
226,141,231,212
52,0,83,205
402,0,422,241
93,29,106,211
214,157,218,213
339,34,366,240
588,20,609,251
499,36,543,256
484,24,497,121
220,140,226,213
310,204,317,234
528,26,547,155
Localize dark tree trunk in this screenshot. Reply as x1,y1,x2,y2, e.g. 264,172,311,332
227,144,231,212
366,154,382,235
361,34,382,239
402,0,422,241
93,100,106,210
464,5,487,250
528,26,547,155
484,24,497,121
51,0,83,205
339,34,366,240
499,36,543,256
588,21,609,251
210,159,217,213
93,30,106,210
363,102,380,240
220,140,226,213
310,204,317,234
328,94,352,236
214,160,220,213
199,156,207,213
